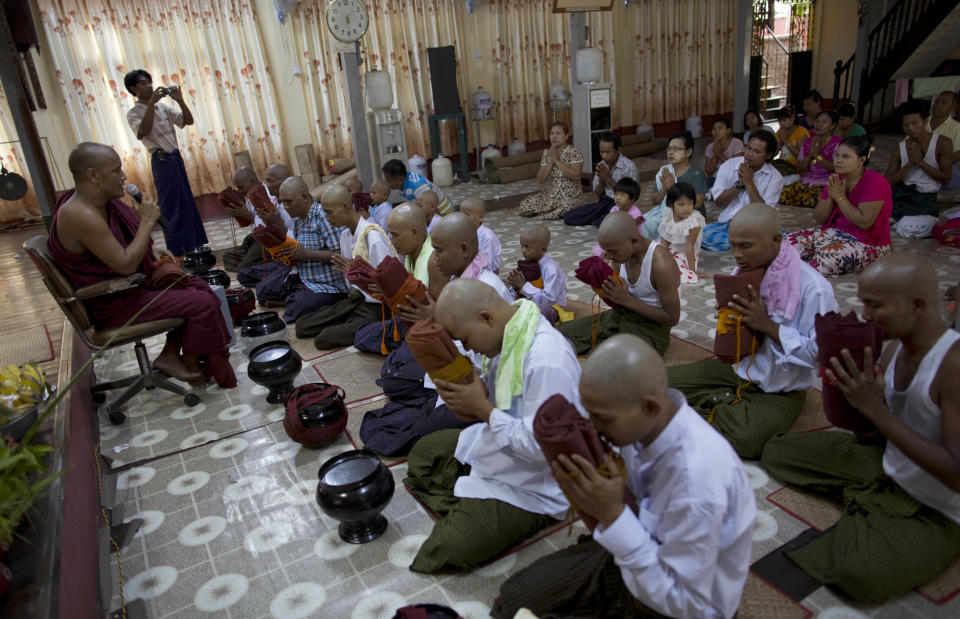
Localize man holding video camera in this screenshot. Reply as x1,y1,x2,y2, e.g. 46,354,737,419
125,69,208,256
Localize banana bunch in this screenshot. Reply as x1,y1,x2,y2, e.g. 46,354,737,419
0,363,47,413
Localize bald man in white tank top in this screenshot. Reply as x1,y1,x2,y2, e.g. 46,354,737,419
557,211,681,356
762,253,960,602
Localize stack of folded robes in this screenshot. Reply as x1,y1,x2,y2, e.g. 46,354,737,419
713,269,765,364
574,256,623,310
516,259,543,289
251,223,297,265
217,187,249,226
345,257,378,296
533,394,638,531
815,311,884,433
246,184,275,215
374,256,428,326
406,317,473,386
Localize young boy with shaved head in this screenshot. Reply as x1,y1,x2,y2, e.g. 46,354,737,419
405,279,584,573
669,204,837,458
367,179,393,231
415,190,443,234
557,211,681,356
492,334,756,619
459,196,502,274
504,223,567,314
761,254,960,601
295,184,396,349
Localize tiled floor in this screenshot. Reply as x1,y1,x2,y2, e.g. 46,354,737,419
4,135,960,618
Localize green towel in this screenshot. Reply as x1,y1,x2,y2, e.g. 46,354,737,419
482,299,540,411
405,235,434,287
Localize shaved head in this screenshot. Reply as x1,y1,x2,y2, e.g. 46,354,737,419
861,253,940,306
582,335,667,401
342,177,363,193
388,202,427,229
858,253,947,341
520,224,550,247
416,190,439,218
321,183,352,208
729,203,781,237
728,203,782,270
68,142,118,179
233,166,259,194
436,278,509,326
264,163,292,196
280,176,310,197
459,197,485,217
597,211,640,246
387,202,428,256
431,212,478,254
265,163,291,179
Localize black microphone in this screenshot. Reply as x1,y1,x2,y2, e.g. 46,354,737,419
125,184,168,228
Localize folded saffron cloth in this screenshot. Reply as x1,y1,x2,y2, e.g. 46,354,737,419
345,256,378,295
406,317,473,385
713,269,765,364
574,256,623,310
246,184,275,214
149,255,190,290
374,256,428,325
217,187,250,226
815,311,884,433
533,393,638,532
517,259,543,288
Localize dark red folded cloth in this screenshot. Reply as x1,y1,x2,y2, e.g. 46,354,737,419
575,256,622,310
246,184,275,215
713,269,765,363
218,187,250,226
406,317,473,385
149,256,189,290
374,256,428,325
251,223,288,249
815,311,884,433
517,259,542,282
533,394,638,532
353,191,371,215
345,257,378,294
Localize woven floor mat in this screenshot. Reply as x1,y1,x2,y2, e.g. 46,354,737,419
0,324,54,366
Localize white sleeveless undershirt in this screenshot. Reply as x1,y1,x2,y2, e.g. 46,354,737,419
899,133,941,193
619,241,663,309
882,328,960,524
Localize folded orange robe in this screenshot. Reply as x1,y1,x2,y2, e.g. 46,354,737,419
406,317,473,385
251,223,298,265
713,269,765,364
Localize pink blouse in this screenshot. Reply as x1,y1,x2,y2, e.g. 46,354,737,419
801,136,842,186
820,169,892,246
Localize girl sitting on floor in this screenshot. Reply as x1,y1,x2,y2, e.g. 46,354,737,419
659,182,706,285
591,177,645,257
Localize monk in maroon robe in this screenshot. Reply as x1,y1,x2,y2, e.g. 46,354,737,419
48,142,236,388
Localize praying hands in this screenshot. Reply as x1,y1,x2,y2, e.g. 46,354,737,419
728,284,779,343
658,167,676,190
434,371,492,422
330,253,352,273
826,174,847,203
824,347,887,418
552,453,625,529
396,290,436,323
505,268,527,290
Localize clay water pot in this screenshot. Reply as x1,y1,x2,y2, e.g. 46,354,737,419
197,269,230,288
316,449,395,544
182,246,216,274
247,340,301,404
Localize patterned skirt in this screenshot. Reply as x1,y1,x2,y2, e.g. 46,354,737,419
781,181,822,208
667,245,701,284
786,227,891,277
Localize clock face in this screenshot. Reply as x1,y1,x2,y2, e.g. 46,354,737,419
326,0,369,43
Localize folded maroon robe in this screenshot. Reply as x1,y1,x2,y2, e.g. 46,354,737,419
574,256,622,310
374,256,428,325
815,311,884,433
406,317,473,385
353,191,371,215
246,184,275,215
517,259,544,288
217,187,250,226
149,256,190,290
345,257,378,295
713,269,765,363
533,394,638,532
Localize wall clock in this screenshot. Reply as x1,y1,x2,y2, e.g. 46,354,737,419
325,0,369,43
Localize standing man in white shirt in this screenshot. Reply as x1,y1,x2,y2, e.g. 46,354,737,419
564,132,639,227
404,278,581,573
493,334,756,619
124,69,207,256
702,130,784,252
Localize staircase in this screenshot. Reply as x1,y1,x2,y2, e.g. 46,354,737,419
759,26,791,113
833,0,960,126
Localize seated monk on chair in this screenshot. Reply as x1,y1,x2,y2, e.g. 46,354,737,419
557,211,680,356
762,254,960,602
295,184,396,349
668,204,838,458
48,142,236,389
404,278,582,573
492,335,756,619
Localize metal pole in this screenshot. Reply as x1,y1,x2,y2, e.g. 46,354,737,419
569,12,586,85
0,9,57,230
733,0,754,132
340,41,373,189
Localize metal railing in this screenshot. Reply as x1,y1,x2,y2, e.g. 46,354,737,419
832,55,855,107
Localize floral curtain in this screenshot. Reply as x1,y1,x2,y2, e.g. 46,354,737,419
0,83,42,222
37,0,285,196
628,0,737,124
291,0,463,167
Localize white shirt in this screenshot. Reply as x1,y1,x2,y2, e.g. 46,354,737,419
246,183,295,237
453,316,584,519
594,390,756,619
477,224,502,274
593,153,639,199
339,217,395,303
520,255,567,309
734,261,838,392
712,157,784,223
899,134,942,193
427,214,442,234
369,201,393,232
127,101,182,153
477,269,516,303
619,241,667,309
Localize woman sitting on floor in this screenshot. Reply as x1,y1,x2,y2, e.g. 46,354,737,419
782,110,843,208
647,131,707,237
704,117,744,182
773,105,809,176
518,122,584,220
786,135,892,277
743,108,765,144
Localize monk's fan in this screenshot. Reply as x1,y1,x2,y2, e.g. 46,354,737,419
406,318,473,385
574,256,623,310
217,187,248,226
713,270,765,364
149,255,190,289
246,184,275,214
815,311,884,433
374,256,428,326
251,223,298,265
517,259,544,289
532,394,638,532
345,257,377,295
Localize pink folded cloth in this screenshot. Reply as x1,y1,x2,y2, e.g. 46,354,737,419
734,240,804,321
459,250,490,280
